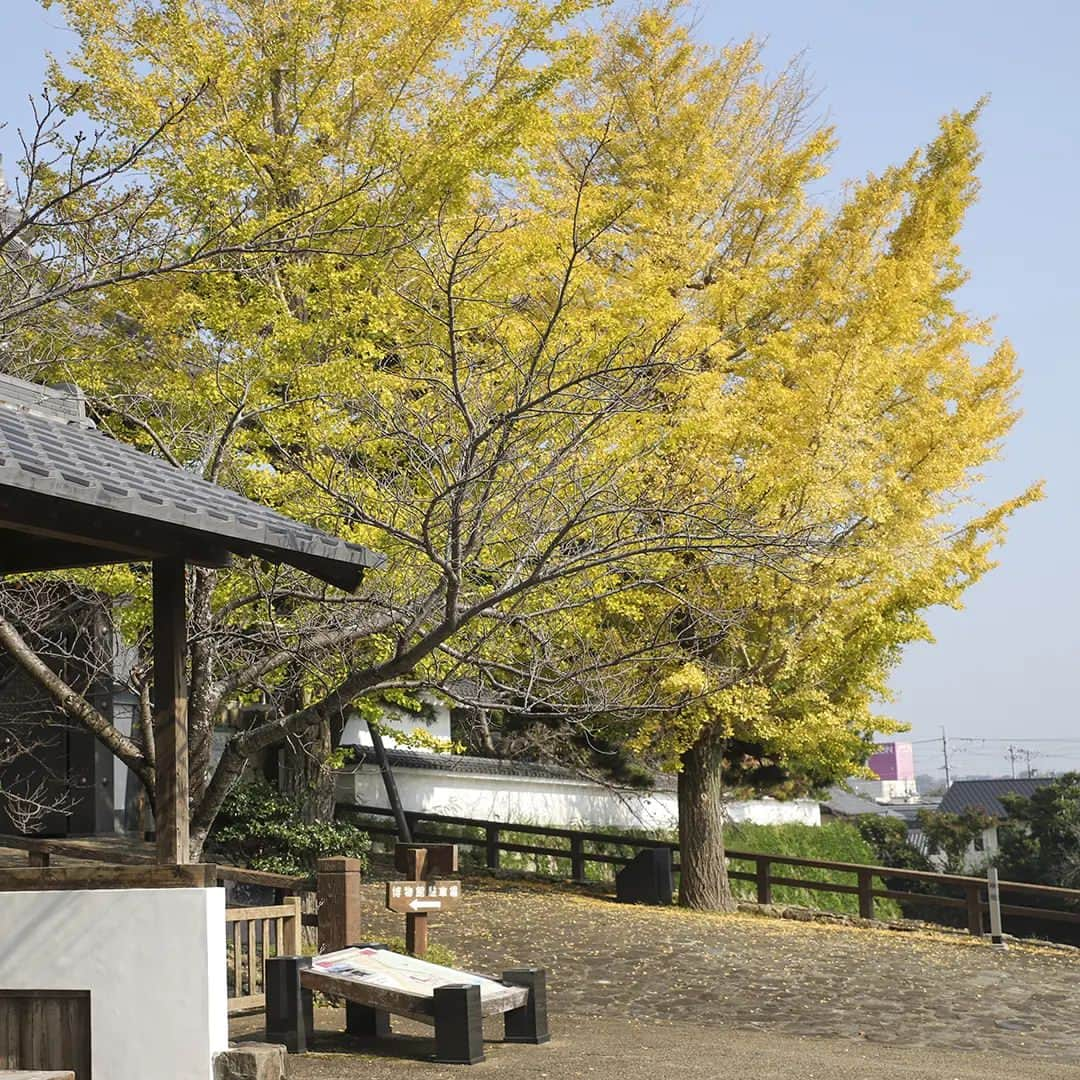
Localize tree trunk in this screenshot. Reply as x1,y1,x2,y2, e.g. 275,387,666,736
678,732,736,911
280,715,336,824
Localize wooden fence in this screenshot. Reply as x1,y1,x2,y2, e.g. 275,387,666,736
0,834,313,1016
225,898,302,1013
346,803,1080,935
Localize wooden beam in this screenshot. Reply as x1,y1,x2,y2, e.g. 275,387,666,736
0,488,232,571
0,863,217,891
153,557,190,864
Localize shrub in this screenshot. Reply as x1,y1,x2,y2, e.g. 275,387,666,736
209,778,371,876
724,821,902,918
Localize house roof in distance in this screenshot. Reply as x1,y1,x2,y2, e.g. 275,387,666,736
938,777,1054,818
820,786,904,818
0,373,384,590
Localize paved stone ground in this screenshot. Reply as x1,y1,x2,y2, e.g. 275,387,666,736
232,878,1080,1077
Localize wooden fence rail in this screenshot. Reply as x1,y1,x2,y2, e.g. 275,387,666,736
346,804,1080,935
225,898,302,1014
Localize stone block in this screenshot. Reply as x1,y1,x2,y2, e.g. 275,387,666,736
213,1043,287,1080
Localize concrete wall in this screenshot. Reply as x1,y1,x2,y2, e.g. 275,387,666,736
337,764,821,832
849,777,919,800
340,699,452,751
0,887,228,1080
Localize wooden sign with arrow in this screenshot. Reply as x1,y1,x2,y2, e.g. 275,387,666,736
386,880,463,914
390,842,462,956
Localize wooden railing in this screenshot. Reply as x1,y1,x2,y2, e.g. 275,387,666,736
346,804,1080,935
226,897,302,1013
0,834,313,1015
0,833,313,895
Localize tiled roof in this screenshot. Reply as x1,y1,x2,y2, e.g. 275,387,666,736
347,746,679,790
938,778,1053,818
821,786,904,818
0,374,383,590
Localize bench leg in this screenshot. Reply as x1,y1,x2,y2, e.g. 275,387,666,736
265,955,314,1053
434,984,484,1064
502,968,550,1044
346,1001,392,1038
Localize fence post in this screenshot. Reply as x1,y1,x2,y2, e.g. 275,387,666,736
570,835,586,883
486,825,501,870
755,858,772,904
283,895,302,956
965,882,983,936
857,869,874,920
317,856,364,953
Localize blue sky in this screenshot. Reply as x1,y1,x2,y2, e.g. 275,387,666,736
695,1,1080,781
2,1,1077,781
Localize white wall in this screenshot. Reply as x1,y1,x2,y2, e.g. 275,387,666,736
727,798,821,827
340,699,452,751
0,887,228,1080
337,764,821,832
849,777,919,800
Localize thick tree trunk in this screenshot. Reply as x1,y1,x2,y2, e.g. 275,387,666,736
677,732,736,911
281,715,336,824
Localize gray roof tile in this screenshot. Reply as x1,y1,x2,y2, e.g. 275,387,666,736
0,375,383,589
347,746,678,790
938,778,1053,818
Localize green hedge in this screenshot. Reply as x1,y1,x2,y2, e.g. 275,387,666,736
725,821,901,918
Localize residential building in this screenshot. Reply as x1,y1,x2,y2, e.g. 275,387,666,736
935,777,1054,868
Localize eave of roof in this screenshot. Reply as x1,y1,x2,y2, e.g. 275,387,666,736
0,382,384,590
346,746,679,791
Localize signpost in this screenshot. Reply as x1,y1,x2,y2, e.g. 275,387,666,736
387,880,463,914
388,843,462,957
988,866,1007,949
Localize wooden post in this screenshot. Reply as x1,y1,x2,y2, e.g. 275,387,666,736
404,847,428,958
282,896,303,956
570,835,586,883
857,869,874,919
486,825,501,870
153,557,189,865
365,718,412,842
756,858,772,904
317,857,363,953
965,882,983,935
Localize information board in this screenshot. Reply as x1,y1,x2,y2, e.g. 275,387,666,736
307,946,510,1003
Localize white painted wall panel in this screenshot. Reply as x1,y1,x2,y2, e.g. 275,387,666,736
0,887,228,1080
337,765,821,831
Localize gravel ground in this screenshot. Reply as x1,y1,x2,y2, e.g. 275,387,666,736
232,878,1080,1077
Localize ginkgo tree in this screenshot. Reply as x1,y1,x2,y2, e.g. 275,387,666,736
0,2,1034,908
576,33,1039,907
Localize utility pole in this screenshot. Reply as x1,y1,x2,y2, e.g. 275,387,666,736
1007,745,1020,779
941,726,951,787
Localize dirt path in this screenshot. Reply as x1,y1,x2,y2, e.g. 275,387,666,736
233,878,1080,1076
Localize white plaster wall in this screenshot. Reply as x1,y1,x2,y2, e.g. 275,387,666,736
338,765,678,830
849,777,919,800
726,798,821,827
340,700,452,751
0,887,228,1080
337,765,821,832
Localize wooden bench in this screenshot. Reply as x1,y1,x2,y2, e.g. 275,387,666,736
266,944,549,1064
